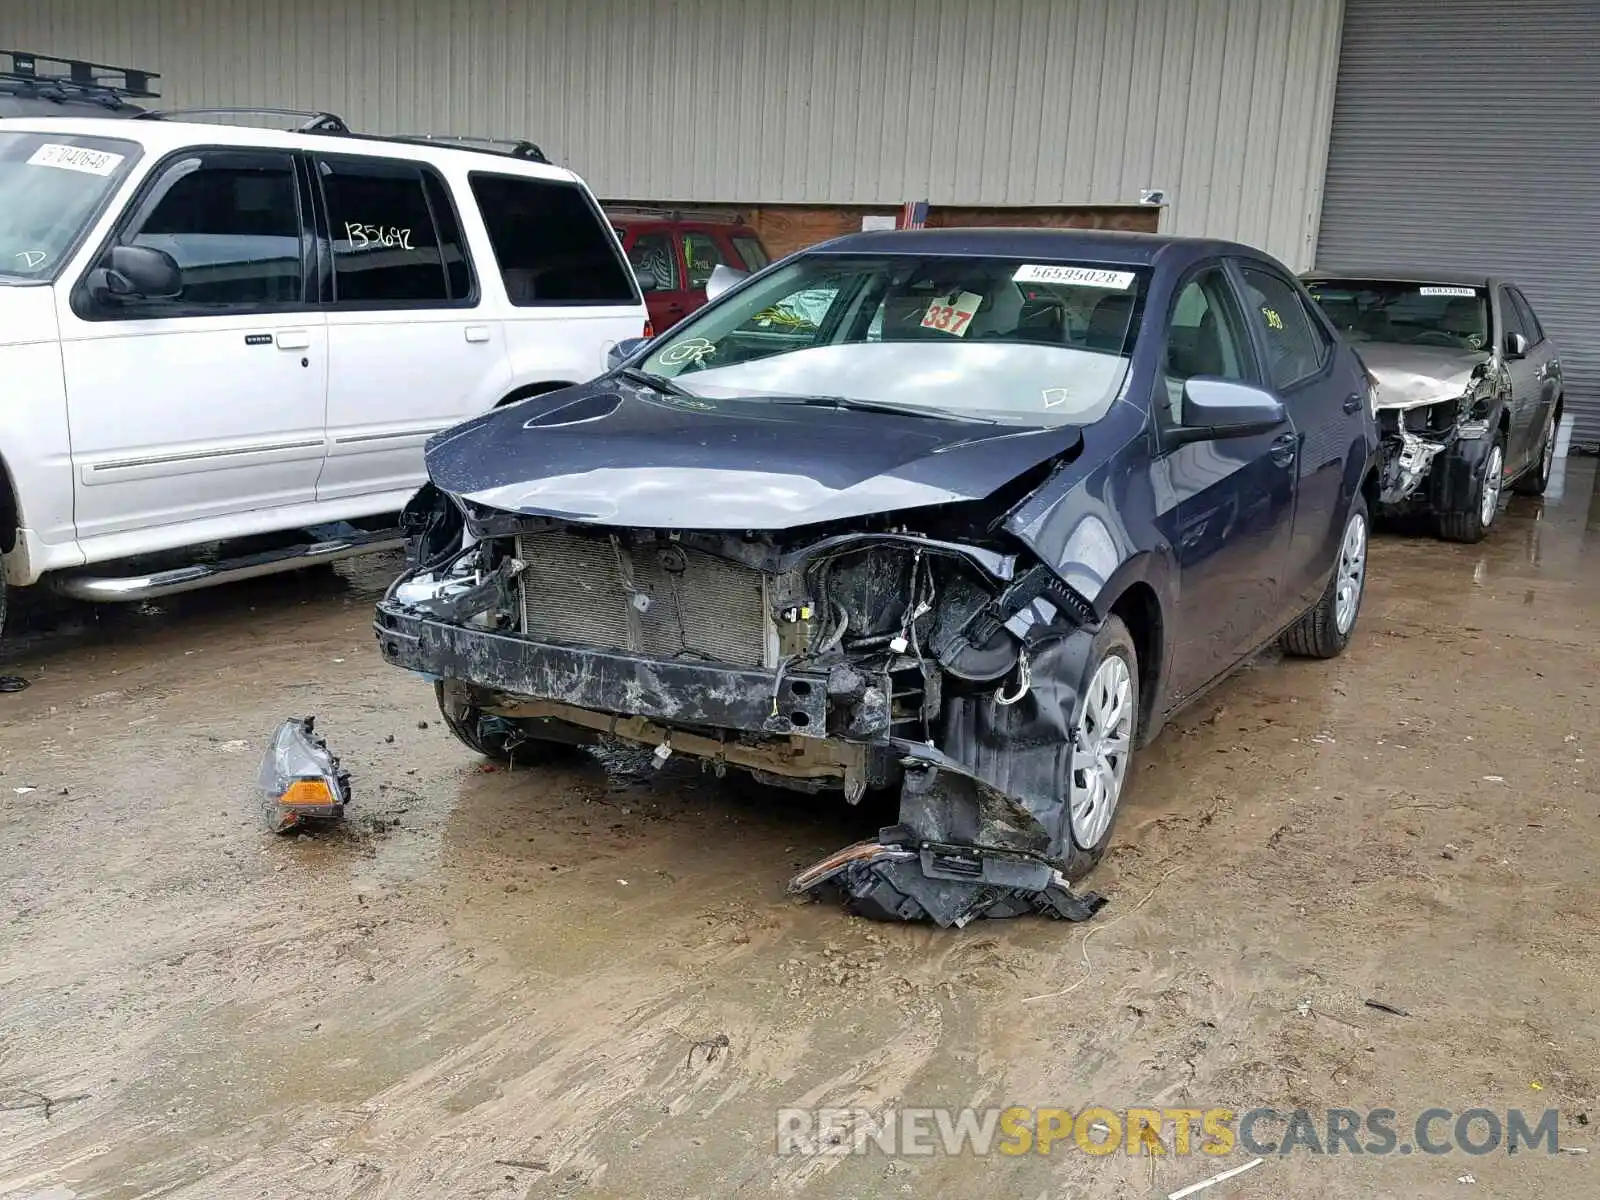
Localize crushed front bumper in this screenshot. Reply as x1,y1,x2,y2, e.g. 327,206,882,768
374,603,831,736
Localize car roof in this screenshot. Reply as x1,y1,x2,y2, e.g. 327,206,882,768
805,226,1277,269
0,115,586,184
1303,268,1499,289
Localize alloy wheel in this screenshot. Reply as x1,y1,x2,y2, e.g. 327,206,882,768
1334,511,1367,635
1481,444,1504,528
1069,655,1134,848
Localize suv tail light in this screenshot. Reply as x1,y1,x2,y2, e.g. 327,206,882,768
642,319,655,339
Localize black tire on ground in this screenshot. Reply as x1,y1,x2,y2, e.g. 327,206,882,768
1059,614,1140,882
1438,431,1506,544
0,549,7,643
434,681,586,765
1282,494,1369,660
1511,405,1561,497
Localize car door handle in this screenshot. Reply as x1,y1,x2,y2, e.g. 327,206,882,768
464,325,492,344
1342,392,1362,414
274,329,311,350
1270,433,1297,467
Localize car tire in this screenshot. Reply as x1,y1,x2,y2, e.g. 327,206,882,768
1281,495,1369,660
1511,406,1560,497
1438,432,1505,544
1059,615,1139,882
434,681,584,766
0,549,7,644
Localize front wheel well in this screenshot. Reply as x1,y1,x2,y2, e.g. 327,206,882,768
1108,582,1163,744
497,381,577,408
0,454,16,556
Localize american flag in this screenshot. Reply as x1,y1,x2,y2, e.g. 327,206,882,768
898,200,929,229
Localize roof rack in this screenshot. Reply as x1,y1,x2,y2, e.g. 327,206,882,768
0,48,160,102
378,134,549,163
604,204,748,225
134,106,348,133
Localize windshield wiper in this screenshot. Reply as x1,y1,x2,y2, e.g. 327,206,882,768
768,395,1000,424
617,366,691,397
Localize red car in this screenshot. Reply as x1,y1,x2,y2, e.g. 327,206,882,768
607,207,771,332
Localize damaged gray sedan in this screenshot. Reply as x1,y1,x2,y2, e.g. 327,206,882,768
376,229,1378,926
1305,273,1564,542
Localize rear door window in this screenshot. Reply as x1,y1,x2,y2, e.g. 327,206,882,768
1238,266,1329,389
627,231,679,292
469,172,636,305
731,234,769,273
316,156,470,305
681,231,726,290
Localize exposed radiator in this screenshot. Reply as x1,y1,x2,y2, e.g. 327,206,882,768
516,529,774,668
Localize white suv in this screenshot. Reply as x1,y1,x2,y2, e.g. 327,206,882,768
0,111,647,638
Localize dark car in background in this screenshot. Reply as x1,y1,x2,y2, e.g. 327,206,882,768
608,206,771,332
1305,273,1564,542
376,229,1378,925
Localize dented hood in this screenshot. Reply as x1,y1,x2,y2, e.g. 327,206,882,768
425,379,1083,529
1357,342,1491,411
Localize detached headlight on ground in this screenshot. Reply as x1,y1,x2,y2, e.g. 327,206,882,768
258,717,351,833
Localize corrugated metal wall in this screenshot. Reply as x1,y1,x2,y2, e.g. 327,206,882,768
1316,0,1600,446
1,0,1344,268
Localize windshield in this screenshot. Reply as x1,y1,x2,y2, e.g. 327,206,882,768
0,132,140,281
637,253,1146,426
1306,279,1491,352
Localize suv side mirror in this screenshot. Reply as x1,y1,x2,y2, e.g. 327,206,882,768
90,244,182,303
607,337,650,370
705,263,748,303
1171,378,1286,443
632,266,657,292
1504,332,1529,359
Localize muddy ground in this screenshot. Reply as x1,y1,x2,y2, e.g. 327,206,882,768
2,458,1597,1200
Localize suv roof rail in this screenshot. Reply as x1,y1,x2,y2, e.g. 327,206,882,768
0,48,160,102
604,203,748,225
376,133,550,163
135,106,349,133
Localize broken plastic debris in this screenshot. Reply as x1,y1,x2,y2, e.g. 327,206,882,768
651,742,673,768
1457,1173,1475,1185
1482,775,1506,783
12,786,37,795
257,716,350,834
0,675,30,693
789,839,1105,928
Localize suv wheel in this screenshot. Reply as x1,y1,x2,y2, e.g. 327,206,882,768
1059,616,1139,881
1439,433,1505,543
1512,406,1560,497
434,681,587,765
1282,495,1368,660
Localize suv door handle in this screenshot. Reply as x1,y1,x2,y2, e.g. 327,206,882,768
1342,392,1362,414
464,325,492,344
274,329,311,350
1270,433,1298,467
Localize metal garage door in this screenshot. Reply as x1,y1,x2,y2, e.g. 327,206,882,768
1317,0,1600,447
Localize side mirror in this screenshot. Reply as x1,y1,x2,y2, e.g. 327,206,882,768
607,336,650,370
705,262,748,303
1504,332,1528,359
1172,378,1286,443
90,244,182,303
633,266,657,292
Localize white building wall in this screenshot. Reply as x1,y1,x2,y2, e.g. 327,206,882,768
1,0,1345,267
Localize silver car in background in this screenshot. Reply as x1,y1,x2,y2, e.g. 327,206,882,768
1304,273,1563,542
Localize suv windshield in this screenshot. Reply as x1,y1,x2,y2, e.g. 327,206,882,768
0,132,140,281
638,253,1146,426
1306,279,1491,352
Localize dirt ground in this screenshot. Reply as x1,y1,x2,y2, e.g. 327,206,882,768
2,458,1596,1200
